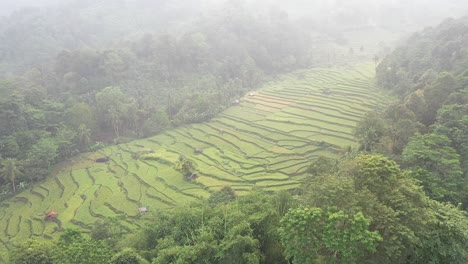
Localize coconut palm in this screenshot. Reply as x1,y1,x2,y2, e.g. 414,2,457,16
77,124,91,149
0,158,22,194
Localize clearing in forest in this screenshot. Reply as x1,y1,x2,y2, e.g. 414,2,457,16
0,63,388,251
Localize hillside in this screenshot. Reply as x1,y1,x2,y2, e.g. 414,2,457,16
1,2,467,263
0,63,387,253
356,16,468,206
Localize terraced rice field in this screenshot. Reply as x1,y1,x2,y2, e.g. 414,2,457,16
0,64,388,252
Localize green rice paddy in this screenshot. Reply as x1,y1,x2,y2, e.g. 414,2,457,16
0,63,388,252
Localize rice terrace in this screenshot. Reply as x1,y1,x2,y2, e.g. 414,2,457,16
0,63,388,252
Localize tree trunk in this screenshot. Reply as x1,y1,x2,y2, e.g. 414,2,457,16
11,178,16,194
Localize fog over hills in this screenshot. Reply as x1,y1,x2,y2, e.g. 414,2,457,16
0,1,467,263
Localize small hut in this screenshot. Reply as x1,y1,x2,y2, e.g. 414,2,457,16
186,173,198,180
194,148,203,154
45,210,58,221
138,207,148,214
322,88,333,96
233,99,240,105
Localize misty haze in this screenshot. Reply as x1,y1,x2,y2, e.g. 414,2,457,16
0,0,467,263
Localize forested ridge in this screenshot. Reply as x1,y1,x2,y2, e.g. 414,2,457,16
358,16,468,207
0,2,467,264
0,2,336,192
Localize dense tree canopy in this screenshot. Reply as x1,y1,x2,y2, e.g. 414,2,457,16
356,16,468,208
1,2,467,264
0,1,340,192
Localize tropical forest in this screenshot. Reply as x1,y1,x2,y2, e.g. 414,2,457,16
0,0,467,263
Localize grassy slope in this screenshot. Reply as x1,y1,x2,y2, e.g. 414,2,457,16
0,63,388,253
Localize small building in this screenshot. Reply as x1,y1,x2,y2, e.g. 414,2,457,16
194,148,203,154
186,173,198,180
45,210,58,221
138,207,148,213
322,88,333,96
233,99,240,105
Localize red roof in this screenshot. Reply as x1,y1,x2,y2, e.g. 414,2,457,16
47,210,58,217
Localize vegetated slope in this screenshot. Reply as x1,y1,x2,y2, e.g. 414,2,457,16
0,0,205,74
359,16,468,206
0,63,387,252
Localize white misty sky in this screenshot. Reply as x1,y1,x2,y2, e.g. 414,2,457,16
0,0,62,16
1,0,467,23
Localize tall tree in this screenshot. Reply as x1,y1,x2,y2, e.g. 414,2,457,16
278,207,381,264
0,158,22,194
58,229,113,264
402,133,463,204
9,239,60,264
111,248,149,264
95,87,137,138
302,155,436,263
66,102,97,132
418,201,468,263
354,112,387,151
27,137,59,170
77,124,91,150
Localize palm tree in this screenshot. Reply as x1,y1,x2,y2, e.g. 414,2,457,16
373,55,380,69
110,110,122,138
77,124,91,149
0,158,22,194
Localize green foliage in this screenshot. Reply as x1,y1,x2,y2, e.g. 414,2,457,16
208,186,237,206
307,156,338,176
423,72,458,124
58,229,113,264
1,2,467,263
58,229,83,245
9,229,113,264
418,201,468,263
372,16,468,210
76,124,92,150
111,248,149,264
321,210,381,262
56,126,78,159
142,111,170,137
96,87,138,138
301,154,444,263
9,239,60,264
0,0,349,190
144,204,263,264
0,136,20,158
0,158,22,194
377,18,468,94
216,221,261,264
352,154,401,193
402,133,463,203
354,112,387,151
176,156,196,177
0,63,390,260
91,216,127,247
278,206,381,263
278,207,323,263
121,191,288,264
27,137,58,169
66,102,97,133
434,104,468,175
274,191,294,217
